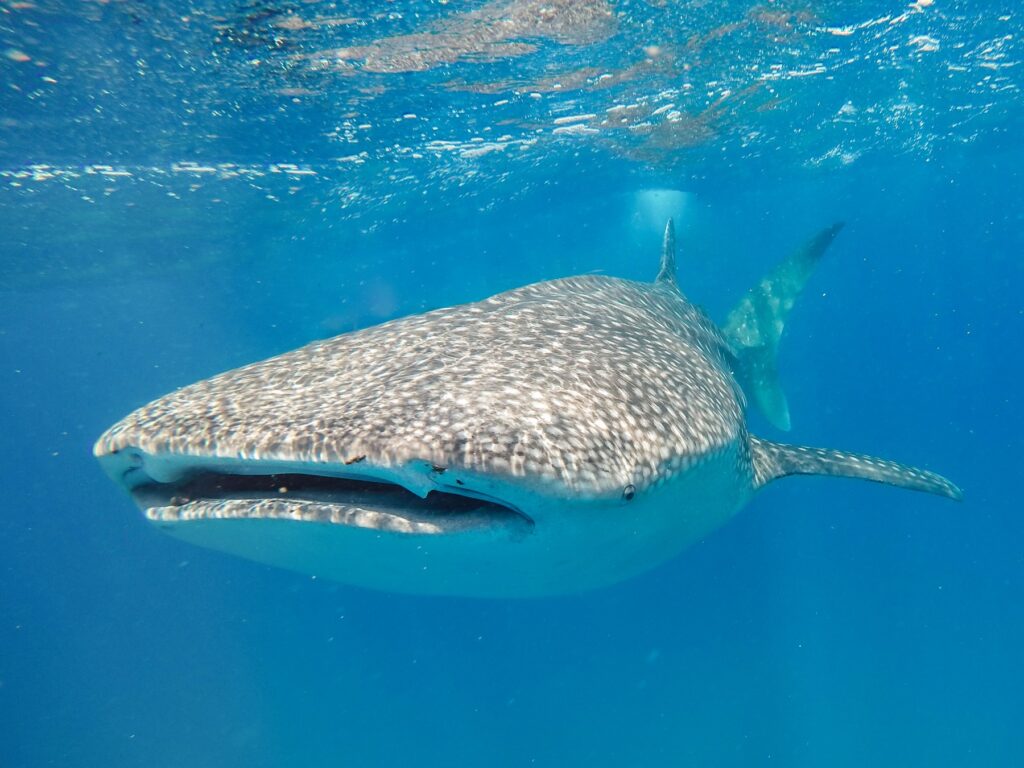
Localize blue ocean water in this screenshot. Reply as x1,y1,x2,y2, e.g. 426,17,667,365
1,1,1022,765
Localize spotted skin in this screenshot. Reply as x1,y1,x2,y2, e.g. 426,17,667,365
97,275,748,500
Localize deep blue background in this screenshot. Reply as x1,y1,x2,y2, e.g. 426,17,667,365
1,1,1023,766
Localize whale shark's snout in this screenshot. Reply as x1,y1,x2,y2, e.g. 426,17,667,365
94,402,664,597
95,221,960,597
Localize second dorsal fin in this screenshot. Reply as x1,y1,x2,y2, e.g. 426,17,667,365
655,218,677,288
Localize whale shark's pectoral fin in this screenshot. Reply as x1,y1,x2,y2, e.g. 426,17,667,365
724,223,845,431
656,218,678,288
749,435,963,500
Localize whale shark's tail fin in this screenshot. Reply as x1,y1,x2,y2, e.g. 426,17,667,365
749,436,963,500
724,223,845,431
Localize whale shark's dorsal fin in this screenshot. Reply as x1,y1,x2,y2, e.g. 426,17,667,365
749,436,963,500
656,218,678,288
723,223,845,431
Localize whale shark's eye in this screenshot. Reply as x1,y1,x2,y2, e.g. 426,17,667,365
622,484,636,502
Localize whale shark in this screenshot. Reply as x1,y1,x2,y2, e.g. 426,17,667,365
95,222,961,597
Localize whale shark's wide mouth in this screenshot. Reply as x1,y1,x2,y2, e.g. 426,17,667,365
117,462,534,536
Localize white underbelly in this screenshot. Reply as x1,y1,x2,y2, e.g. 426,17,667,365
158,442,753,598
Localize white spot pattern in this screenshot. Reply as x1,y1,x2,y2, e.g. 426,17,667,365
96,275,747,498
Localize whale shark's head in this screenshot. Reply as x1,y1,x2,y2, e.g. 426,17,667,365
95,272,751,596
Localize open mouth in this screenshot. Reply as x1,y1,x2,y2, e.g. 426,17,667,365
130,469,534,536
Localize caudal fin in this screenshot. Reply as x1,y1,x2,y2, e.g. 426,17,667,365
724,224,845,431
749,436,963,501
